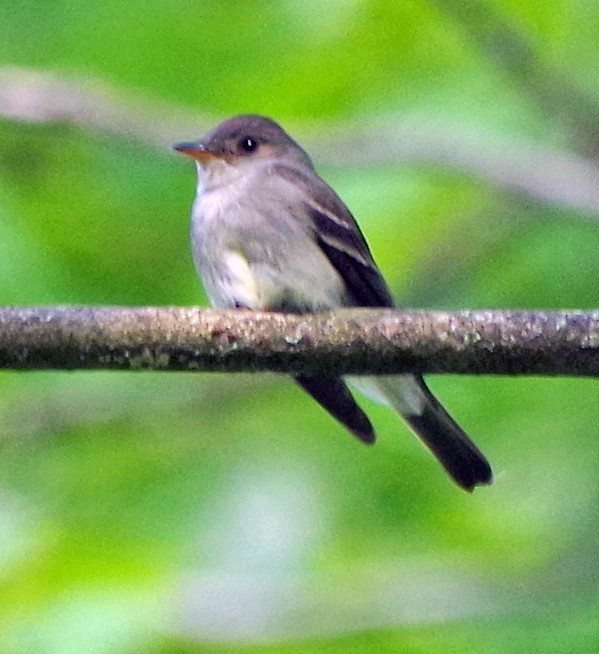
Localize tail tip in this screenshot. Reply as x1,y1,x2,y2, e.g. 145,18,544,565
355,427,376,445
459,464,494,492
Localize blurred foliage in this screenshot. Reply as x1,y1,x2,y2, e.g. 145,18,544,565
1,1,599,653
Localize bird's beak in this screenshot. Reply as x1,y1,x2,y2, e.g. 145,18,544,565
173,141,221,162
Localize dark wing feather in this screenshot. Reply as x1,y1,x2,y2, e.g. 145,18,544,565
273,163,394,308
295,377,375,444
309,209,393,307
273,164,387,450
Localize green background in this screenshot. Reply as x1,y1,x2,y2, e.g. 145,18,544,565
1,1,599,652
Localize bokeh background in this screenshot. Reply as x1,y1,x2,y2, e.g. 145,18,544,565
1,2,599,652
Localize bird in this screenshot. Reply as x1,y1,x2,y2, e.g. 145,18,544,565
174,114,492,491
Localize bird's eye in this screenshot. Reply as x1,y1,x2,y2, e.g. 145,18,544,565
239,137,258,153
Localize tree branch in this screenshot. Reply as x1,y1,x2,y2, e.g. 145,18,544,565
0,306,598,377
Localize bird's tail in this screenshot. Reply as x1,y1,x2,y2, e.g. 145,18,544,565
349,375,493,491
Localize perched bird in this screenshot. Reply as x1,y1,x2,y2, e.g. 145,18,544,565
174,115,492,491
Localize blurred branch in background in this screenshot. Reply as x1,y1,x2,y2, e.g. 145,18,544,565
0,306,598,377
433,0,599,158
0,66,213,147
2,66,599,213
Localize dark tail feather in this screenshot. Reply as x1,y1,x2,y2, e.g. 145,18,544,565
295,377,375,444
406,378,493,492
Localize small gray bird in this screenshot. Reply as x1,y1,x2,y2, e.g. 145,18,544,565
174,115,492,491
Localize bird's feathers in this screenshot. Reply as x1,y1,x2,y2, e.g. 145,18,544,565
351,375,493,491
296,376,375,444
182,115,493,490
404,377,493,491
274,161,492,490
273,163,395,307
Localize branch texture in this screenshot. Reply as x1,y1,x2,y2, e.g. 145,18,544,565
0,306,598,377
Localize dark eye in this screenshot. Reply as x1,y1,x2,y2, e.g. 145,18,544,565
239,136,258,153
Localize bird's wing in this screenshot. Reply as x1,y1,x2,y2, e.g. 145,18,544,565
273,164,395,308
295,376,375,444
